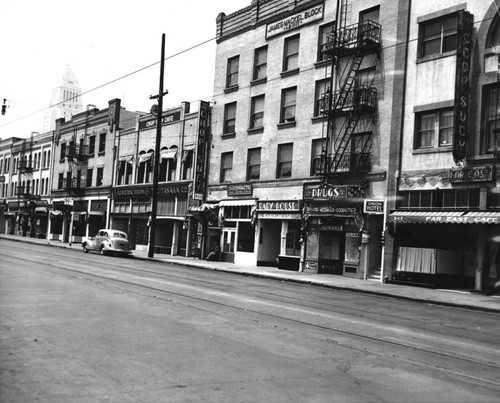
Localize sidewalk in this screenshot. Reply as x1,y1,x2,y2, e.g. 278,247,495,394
2,233,500,313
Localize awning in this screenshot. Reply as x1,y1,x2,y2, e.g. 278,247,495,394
189,203,218,213
389,211,500,224
88,211,105,216
157,215,186,221
219,199,256,207
462,212,500,224
160,149,177,160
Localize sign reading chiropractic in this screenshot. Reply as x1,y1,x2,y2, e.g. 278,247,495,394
453,10,473,165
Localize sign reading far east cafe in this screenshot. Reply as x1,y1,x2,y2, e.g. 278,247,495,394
266,4,324,39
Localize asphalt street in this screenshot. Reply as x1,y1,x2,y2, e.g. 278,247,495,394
1,240,500,402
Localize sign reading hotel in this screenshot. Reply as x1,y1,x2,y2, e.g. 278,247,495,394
266,4,324,39
303,183,365,200
364,199,385,214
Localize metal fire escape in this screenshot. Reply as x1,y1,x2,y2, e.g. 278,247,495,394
65,130,88,195
317,6,381,184
16,133,34,199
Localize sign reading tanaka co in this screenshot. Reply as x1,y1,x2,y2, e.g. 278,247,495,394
449,166,493,183
139,111,181,130
257,200,300,212
303,183,365,200
266,4,324,39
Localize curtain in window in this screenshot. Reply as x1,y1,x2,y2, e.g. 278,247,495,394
439,111,453,145
397,247,436,274
419,114,435,147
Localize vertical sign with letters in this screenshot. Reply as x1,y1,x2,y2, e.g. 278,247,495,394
453,10,473,164
194,101,210,200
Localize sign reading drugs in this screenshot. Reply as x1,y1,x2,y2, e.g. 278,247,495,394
266,4,324,38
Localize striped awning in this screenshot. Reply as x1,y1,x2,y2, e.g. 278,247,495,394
219,199,256,207
389,211,500,224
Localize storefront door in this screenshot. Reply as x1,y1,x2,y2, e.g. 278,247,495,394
318,231,344,274
222,228,236,263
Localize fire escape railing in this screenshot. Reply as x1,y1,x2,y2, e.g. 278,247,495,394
319,20,381,179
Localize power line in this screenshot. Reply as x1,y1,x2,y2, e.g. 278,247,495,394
1,13,496,131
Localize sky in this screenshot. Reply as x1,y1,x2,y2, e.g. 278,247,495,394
0,0,250,139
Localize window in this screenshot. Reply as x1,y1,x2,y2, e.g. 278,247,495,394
98,133,106,155
247,148,261,181
397,189,480,210
86,168,93,187
223,102,237,134
237,222,254,252
283,35,300,71
58,173,64,190
226,56,239,88
182,149,194,180
277,143,293,178
318,22,335,62
484,85,500,153
96,167,104,186
419,14,458,58
280,87,297,123
250,96,265,129
60,143,66,161
314,79,329,116
360,6,380,24
253,46,268,81
415,109,454,149
220,152,233,183
88,136,96,156
311,138,327,176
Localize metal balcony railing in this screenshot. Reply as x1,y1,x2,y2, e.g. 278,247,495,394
65,144,89,161
313,152,372,176
17,160,34,173
323,20,382,57
321,86,377,114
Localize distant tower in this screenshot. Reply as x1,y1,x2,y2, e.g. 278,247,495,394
43,65,83,132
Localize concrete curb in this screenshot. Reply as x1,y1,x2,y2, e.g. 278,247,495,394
2,235,500,313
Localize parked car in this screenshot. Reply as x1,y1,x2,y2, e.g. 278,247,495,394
82,229,132,256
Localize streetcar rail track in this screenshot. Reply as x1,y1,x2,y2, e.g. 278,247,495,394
2,248,500,388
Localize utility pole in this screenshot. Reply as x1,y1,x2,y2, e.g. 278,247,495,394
147,33,168,258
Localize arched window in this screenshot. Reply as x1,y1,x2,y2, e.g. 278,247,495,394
488,17,500,49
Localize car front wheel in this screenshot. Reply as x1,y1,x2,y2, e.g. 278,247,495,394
83,244,89,253
100,246,106,255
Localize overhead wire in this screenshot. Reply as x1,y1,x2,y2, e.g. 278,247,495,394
0,13,496,132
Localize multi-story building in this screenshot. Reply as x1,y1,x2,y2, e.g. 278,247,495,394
110,101,211,256
388,1,500,292
207,0,405,278
0,132,53,237
48,99,140,244
43,65,83,133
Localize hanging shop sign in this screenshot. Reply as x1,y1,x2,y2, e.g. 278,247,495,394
257,200,300,212
303,183,365,200
266,4,324,39
363,199,385,214
139,111,181,130
227,183,253,197
452,10,473,164
194,101,210,200
449,166,493,183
